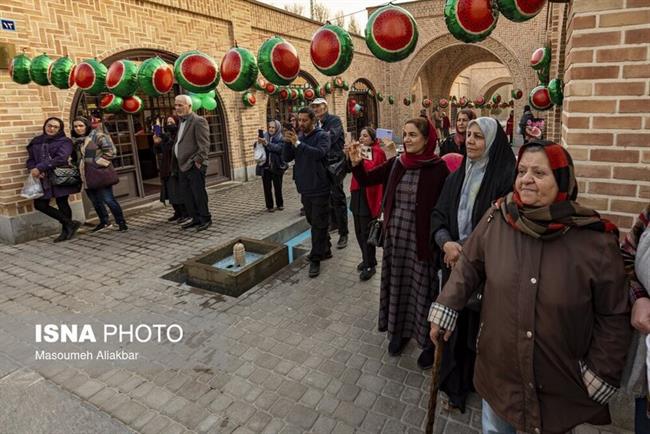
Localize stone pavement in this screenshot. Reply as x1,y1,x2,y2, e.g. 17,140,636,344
0,173,633,434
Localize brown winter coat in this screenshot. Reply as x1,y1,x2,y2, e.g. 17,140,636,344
434,207,631,434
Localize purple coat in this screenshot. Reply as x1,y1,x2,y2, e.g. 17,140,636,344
26,133,80,199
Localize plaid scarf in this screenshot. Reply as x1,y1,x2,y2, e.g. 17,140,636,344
498,141,618,240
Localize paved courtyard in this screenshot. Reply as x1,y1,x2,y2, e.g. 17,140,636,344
0,174,633,434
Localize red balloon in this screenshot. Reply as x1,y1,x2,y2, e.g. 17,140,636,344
441,153,464,173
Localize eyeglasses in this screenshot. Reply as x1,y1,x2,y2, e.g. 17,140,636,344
45,124,60,129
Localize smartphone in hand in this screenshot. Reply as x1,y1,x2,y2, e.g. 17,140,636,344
360,145,373,161
258,129,265,138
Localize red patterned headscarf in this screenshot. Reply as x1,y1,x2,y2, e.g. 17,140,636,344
498,141,618,240
400,118,439,169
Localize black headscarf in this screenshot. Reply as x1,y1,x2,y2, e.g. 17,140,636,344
71,116,91,139
431,121,516,242
41,117,66,142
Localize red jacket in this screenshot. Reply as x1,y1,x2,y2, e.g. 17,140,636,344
350,141,386,218
352,156,449,262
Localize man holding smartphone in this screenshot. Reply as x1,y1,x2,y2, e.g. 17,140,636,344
283,107,332,278
311,98,348,250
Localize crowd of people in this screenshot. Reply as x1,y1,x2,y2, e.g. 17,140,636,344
24,96,649,433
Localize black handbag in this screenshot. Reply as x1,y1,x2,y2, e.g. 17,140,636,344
51,165,81,186
367,159,399,248
327,158,348,185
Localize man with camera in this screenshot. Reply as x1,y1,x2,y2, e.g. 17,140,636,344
310,98,348,250
283,107,332,278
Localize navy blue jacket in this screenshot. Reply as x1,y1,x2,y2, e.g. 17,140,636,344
319,113,345,163
283,127,331,197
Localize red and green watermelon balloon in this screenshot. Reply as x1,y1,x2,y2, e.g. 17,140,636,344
10,53,31,85
438,98,449,108
496,0,546,23
492,94,502,104
289,88,299,101
422,98,432,108
474,96,486,106
511,88,523,100
278,87,289,101
48,56,76,90
242,91,256,107
376,92,384,102
530,47,551,70
75,58,108,95
30,53,52,86
365,4,418,62
445,0,499,43
342,81,349,91
310,24,354,76
316,85,326,97
99,93,123,114
221,47,259,92
529,85,553,110
254,77,268,91
303,88,316,100
334,77,344,88
257,36,300,85
388,96,395,105
403,97,411,106
121,95,143,114
265,82,278,95
548,78,564,106
324,82,332,94
459,96,469,108
137,57,174,97
174,50,219,93
296,88,305,101
509,99,514,107
106,60,139,97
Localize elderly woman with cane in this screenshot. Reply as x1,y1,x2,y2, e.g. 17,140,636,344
429,141,631,434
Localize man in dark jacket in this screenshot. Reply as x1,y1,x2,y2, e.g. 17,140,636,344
311,98,348,250
518,105,534,144
173,95,212,232
283,107,332,278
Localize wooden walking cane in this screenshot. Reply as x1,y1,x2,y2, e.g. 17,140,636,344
425,340,445,434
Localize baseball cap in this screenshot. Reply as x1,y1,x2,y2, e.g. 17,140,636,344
310,98,327,106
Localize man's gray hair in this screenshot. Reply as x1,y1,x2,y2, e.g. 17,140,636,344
176,94,193,107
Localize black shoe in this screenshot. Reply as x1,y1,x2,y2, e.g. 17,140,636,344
53,228,67,243
181,220,200,230
91,222,109,233
336,235,348,249
322,250,333,260
359,266,376,281
118,223,128,232
357,262,366,271
388,336,409,356
267,208,275,213
308,261,320,278
65,221,81,240
195,221,212,232
167,214,181,222
276,206,284,211
177,216,193,225
417,347,435,370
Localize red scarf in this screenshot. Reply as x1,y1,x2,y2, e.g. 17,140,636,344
400,119,439,169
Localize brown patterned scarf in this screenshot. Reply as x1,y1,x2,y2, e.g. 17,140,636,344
498,141,618,240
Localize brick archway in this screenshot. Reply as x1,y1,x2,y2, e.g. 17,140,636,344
480,77,514,99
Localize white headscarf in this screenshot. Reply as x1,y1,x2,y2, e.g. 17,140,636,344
457,117,499,241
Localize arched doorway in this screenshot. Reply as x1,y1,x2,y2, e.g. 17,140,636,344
265,71,318,124
71,49,230,212
346,79,378,140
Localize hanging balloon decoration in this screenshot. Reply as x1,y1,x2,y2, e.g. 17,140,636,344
474,96,486,107
48,56,76,90
511,88,523,100
459,96,469,108
99,93,123,114
201,91,218,110
289,88,299,101
342,81,349,91
445,0,499,43
278,87,290,101
422,98,432,108
529,85,553,111
174,50,219,93
106,60,139,97
137,57,174,97
121,95,143,114
388,96,395,105
10,53,32,85
254,77,268,91
496,0,546,23
324,82,332,94
242,91,256,107
530,46,551,84
492,94,502,105
548,78,564,106
303,87,316,101
376,92,384,102
365,4,419,62
75,58,108,95
221,46,259,92
29,53,53,86
438,98,449,109
257,36,300,85
265,82,278,95
189,93,203,111
310,24,354,76
334,77,344,88
403,97,411,106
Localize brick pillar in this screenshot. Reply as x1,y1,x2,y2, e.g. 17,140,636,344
563,0,650,231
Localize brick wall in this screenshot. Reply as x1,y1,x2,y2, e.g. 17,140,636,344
563,0,650,230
